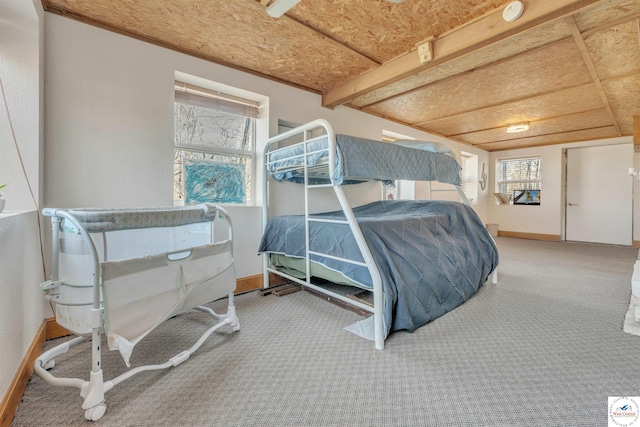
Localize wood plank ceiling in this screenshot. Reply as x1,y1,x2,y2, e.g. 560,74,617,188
43,0,640,151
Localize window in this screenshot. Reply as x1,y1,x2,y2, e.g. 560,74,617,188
174,82,258,205
496,156,541,195
460,151,478,204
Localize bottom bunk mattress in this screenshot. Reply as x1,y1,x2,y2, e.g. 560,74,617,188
258,200,499,339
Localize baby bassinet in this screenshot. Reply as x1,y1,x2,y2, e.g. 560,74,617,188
34,204,239,421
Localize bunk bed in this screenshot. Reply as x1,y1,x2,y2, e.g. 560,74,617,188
34,204,239,421
259,119,498,350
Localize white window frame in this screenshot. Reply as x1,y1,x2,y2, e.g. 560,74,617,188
174,81,259,206
495,156,542,200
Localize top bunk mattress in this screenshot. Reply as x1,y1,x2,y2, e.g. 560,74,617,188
266,134,462,186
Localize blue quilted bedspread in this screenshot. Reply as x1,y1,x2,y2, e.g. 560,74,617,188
259,200,499,337
268,134,462,186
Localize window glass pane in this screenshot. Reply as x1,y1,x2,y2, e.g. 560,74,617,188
497,157,541,195
174,103,253,152
184,159,246,204
383,182,396,200
174,149,252,204
500,158,541,181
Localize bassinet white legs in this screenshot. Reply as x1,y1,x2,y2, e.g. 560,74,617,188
193,297,240,338
33,295,239,421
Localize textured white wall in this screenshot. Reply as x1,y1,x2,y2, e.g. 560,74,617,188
0,212,46,399
0,0,46,403
0,0,43,211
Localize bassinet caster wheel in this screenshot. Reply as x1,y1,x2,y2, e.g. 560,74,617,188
43,359,55,370
84,402,107,421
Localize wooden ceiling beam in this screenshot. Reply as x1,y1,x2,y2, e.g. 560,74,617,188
475,125,618,151
253,0,380,66
411,82,600,129
322,0,604,108
568,17,622,136
450,109,612,144
282,15,381,66
581,11,640,38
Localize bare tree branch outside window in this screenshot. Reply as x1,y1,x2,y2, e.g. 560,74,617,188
497,157,541,195
174,102,254,204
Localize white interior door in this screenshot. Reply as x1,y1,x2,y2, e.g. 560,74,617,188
566,144,633,245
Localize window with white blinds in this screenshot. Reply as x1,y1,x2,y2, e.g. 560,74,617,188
173,82,259,205
460,151,478,204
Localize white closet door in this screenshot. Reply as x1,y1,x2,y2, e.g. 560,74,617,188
566,144,633,246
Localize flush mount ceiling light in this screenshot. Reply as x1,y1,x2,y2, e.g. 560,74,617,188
265,0,301,18
502,1,525,23
506,122,530,133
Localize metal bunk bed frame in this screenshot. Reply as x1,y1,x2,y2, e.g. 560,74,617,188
262,119,497,350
